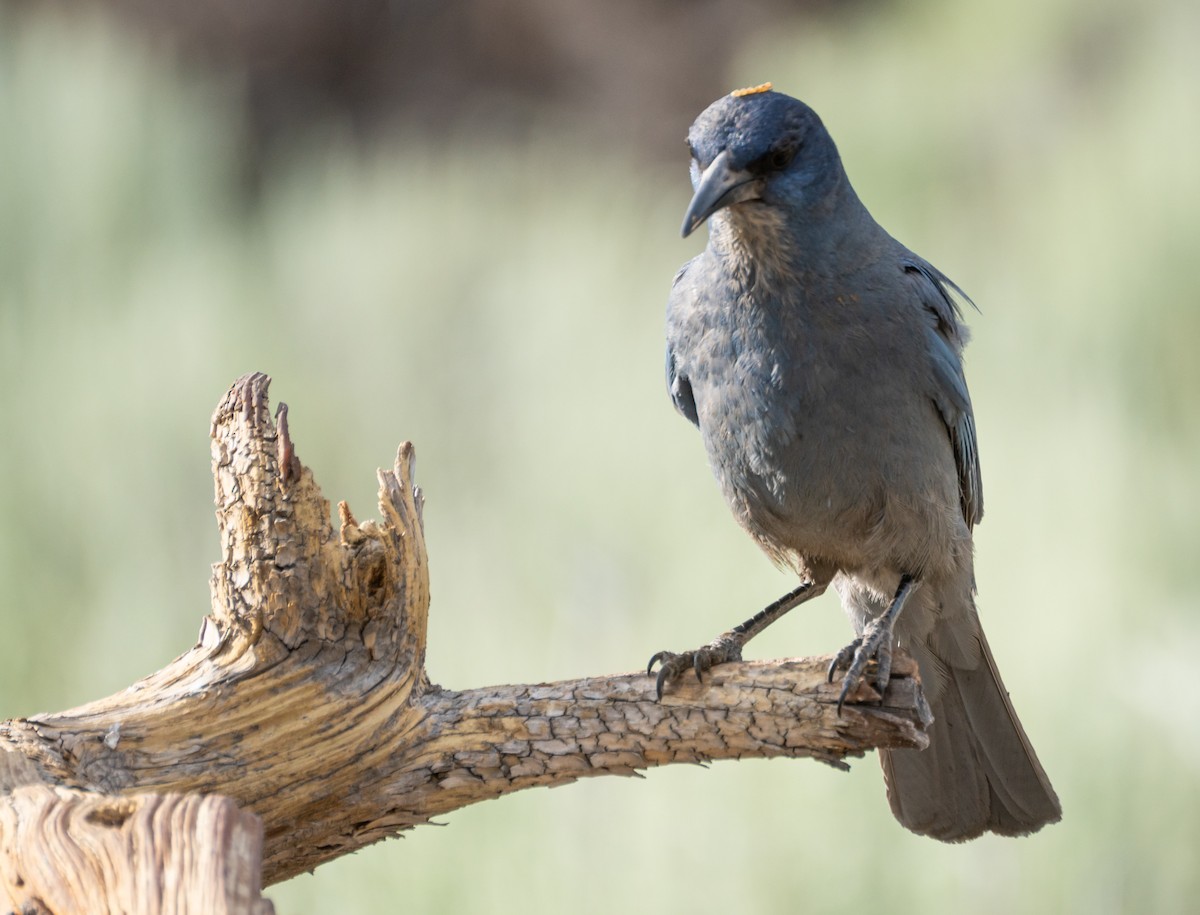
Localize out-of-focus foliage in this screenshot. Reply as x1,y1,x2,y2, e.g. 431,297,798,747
33,0,832,167
1,0,1197,912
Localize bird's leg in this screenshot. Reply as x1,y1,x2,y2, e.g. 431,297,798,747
648,579,827,700
827,574,920,714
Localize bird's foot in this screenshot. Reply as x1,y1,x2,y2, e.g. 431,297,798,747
826,616,895,715
646,581,829,701
826,574,918,715
647,633,745,700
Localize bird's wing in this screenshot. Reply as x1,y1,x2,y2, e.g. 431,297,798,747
665,260,700,427
905,258,984,528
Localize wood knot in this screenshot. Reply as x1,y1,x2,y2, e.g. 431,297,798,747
84,800,136,828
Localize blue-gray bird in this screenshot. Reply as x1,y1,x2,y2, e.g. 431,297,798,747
649,85,1061,841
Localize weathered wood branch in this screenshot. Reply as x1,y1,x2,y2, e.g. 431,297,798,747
0,786,272,915
1,372,931,896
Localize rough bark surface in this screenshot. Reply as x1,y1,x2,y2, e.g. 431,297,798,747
1,372,931,899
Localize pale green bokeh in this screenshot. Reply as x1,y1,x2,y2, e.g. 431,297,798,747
1,0,1197,912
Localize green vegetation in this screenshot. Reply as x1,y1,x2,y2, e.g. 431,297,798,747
2,0,1197,911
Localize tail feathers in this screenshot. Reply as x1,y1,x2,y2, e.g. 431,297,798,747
882,630,1061,841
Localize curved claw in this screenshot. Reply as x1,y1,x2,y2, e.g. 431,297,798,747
836,677,855,716
647,651,668,676
650,650,698,700
873,644,893,696
645,634,745,702
829,632,891,716
655,665,671,701
827,637,860,684
649,649,693,700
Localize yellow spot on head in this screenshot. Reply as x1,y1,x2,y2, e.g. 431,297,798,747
731,82,773,98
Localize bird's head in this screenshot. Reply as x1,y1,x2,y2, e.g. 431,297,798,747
681,85,845,239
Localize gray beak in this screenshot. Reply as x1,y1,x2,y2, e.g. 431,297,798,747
681,150,764,238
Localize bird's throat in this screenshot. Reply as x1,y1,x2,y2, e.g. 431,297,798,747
713,205,802,284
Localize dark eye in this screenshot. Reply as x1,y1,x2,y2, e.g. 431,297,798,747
769,143,796,170
747,140,799,175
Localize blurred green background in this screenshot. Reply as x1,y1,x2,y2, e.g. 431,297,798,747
2,0,1197,912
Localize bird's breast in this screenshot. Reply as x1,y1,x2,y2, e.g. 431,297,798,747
676,265,944,570
687,291,855,546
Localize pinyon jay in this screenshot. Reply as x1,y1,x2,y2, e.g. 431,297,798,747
649,84,1061,841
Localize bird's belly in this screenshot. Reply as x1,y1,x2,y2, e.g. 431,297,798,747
695,367,956,577
697,374,875,560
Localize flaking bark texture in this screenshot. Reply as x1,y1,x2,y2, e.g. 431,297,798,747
1,371,931,903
